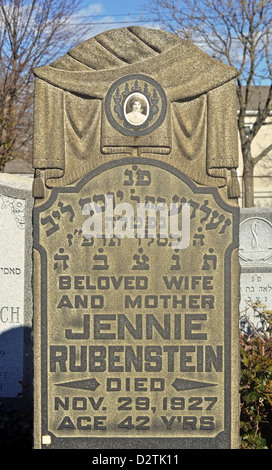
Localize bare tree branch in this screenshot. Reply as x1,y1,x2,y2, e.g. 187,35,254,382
254,142,272,166
0,0,98,170
142,0,272,206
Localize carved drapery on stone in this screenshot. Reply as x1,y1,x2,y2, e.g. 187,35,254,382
33,26,239,197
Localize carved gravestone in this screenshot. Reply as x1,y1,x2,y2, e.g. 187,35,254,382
32,27,240,449
0,174,33,410
239,208,272,334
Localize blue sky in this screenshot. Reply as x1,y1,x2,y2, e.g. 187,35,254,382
79,0,157,37
89,0,144,16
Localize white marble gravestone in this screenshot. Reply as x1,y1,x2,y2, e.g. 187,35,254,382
239,208,272,334
0,174,33,408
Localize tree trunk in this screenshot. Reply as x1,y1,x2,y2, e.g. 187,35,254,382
243,150,255,207
0,78,17,171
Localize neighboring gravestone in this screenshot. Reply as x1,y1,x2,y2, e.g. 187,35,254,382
32,27,240,449
0,174,33,411
239,208,272,334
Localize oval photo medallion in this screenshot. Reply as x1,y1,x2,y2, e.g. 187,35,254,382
105,74,167,136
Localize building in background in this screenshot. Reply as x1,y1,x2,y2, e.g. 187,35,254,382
238,86,272,208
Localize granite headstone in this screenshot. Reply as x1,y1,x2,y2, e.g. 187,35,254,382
32,27,240,449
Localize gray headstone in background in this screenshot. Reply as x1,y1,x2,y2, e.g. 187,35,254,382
239,208,272,334
0,174,33,411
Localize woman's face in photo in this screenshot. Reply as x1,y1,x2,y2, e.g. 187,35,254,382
132,100,142,112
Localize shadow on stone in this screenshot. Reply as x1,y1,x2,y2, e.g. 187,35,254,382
0,326,33,449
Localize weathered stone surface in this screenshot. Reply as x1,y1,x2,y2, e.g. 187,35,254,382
32,26,239,200
0,174,33,409
239,208,272,334
32,27,240,449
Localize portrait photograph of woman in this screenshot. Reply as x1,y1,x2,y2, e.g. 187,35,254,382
124,93,149,126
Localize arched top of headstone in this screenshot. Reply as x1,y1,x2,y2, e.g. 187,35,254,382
34,26,237,102
33,26,239,202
